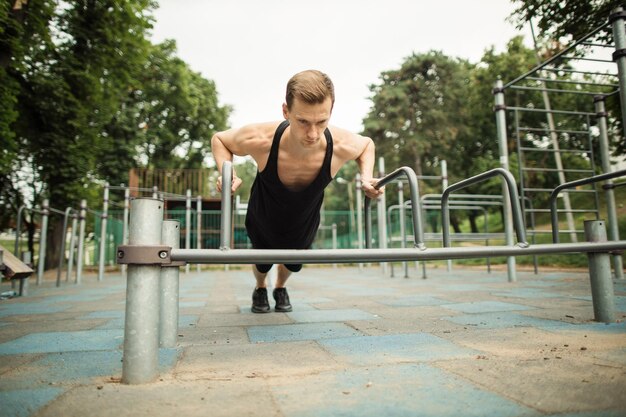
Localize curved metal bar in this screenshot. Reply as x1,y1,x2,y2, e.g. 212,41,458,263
442,168,527,248
220,161,233,250
364,167,425,249
549,169,626,243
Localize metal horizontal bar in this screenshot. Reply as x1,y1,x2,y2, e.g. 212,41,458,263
521,167,594,173
561,56,613,64
518,127,590,134
508,106,595,116
525,76,618,88
170,241,626,264
524,208,598,213
541,67,618,78
509,85,604,96
523,188,596,193
519,147,590,154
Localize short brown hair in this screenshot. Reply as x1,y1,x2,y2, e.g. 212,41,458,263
285,70,335,110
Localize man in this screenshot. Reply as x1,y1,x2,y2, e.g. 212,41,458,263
211,69,383,313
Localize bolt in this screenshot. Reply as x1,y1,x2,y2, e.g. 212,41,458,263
117,250,124,259
159,251,168,259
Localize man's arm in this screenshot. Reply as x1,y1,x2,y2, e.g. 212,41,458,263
211,128,245,193
354,136,384,199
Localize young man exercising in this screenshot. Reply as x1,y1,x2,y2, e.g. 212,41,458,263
211,70,383,313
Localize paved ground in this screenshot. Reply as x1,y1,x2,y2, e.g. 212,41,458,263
0,264,625,417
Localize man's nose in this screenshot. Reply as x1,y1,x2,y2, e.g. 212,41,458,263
308,126,319,139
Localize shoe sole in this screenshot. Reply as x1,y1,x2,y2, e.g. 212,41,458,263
251,307,270,314
274,307,293,313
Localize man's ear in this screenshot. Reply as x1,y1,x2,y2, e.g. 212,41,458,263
282,103,289,119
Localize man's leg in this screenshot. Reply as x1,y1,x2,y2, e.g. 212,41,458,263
251,265,271,313
273,264,298,312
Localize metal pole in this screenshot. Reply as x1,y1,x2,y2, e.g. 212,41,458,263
594,96,624,279
66,213,77,282
56,207,73,287
196,195,202,273
356,173,364,271
441,160,450,274
332,223,338,269
98,183,109,281
584,220,616,323
122,198,164,384
19,252,31,296
160,219,180,348
220,161,233,250
377,157,388,275
36,199,49,285
185,189,191,275
122,187,130,278
398,181,408,278
611,7,626,130
493,79,517,282
76,199,87,285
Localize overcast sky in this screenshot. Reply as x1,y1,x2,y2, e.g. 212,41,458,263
151,0,532,133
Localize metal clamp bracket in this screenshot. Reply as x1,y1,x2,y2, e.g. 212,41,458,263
116,245,180,265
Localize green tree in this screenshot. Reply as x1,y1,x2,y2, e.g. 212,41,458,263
510,0,622,43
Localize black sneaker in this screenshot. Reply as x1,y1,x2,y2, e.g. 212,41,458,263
273,287,292,312
251,288,270,313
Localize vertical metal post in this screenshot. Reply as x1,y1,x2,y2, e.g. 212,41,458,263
152,186,158,199
355,173,364,271
19,252,31,296
98,183,109,281
36,199,49,285
611,7,626,131
220,162,232,250
122,187,130,278
76,199,87,284
160,219,180,348
493,80,517,282
398,181,408,278
332,223,337,269
594,96,624,279
584,220,616,323
66,213,77,282
56,207,73,287
122,198,164,384
377,157,388,275
196,195,202,273
185,189,191,275
14,206,25,256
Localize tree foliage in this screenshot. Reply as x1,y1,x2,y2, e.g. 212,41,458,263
510,0,622,43
1,0,231,268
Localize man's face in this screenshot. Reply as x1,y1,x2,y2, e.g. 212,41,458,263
283,97,333,146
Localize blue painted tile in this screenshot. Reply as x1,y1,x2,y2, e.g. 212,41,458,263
543,411,625,417
0,330,124,355
492,288,564,299
0,387,64,417
319,333,478,365
247,323,362,343
444,312,572,330
82,310,124,319
272,363,536,417
443,301,534,314
40,294,105,303
0,303,69,317
381,295,447,307
287,309,378,323
95,314,198,330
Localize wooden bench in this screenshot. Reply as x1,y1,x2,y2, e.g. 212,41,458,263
0,244,33,297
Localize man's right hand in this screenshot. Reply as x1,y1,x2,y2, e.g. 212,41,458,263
216,175,243,193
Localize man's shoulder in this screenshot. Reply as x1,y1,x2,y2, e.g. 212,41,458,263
240,121,283,139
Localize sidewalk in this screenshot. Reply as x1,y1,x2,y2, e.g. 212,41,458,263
1,265,625,417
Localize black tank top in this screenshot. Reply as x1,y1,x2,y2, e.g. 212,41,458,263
245,120,333,249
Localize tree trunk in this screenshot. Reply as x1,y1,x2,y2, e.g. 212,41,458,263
468,211,479,233
44,218,63,271
450,214,461,234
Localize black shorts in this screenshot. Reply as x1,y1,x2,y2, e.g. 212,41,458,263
248,233,306,274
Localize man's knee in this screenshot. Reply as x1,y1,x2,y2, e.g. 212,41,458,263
284,263,302,273
255,264,273,274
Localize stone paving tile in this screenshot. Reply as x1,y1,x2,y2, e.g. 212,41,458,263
441,300,535,314
286,308,378,323
319,333,480,366
248,322,363,343
269,363,538,417
0,329,124,354
0,387,65,417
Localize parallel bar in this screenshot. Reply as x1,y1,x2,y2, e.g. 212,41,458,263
584,221,616,322
160,220,180,348
170,241,626,264
220,161,233,249
549,169,626,243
